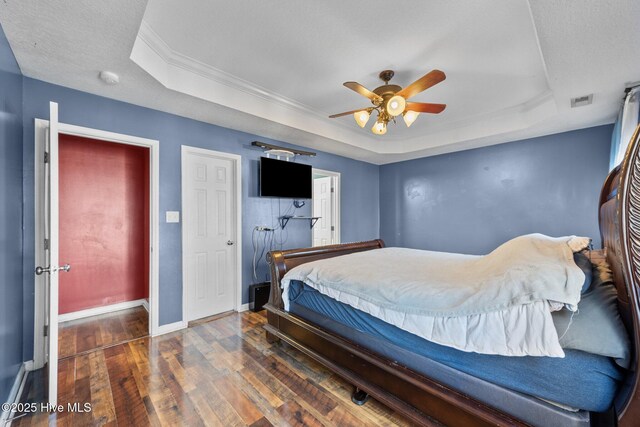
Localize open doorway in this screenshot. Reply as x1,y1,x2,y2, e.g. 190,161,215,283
312,169,340,246
55,134,150,359
34,119,160,372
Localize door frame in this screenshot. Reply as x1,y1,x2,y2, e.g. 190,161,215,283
33,119,160,369
312,168,341,245
181,145,243,322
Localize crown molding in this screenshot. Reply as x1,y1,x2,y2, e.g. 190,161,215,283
132,21,377,151
132,20,561,159
137,21,332,119
135,21,368,138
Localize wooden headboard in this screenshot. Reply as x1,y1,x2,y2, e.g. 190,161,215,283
603,124,640,423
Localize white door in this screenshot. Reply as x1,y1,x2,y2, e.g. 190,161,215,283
313,176,333,246
36,102,71,406
183,149,237,321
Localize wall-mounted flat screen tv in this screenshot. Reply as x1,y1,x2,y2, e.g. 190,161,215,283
259,157,312,199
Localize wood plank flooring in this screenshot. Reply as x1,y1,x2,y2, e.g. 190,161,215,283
14,311,412,426
58,306,149,359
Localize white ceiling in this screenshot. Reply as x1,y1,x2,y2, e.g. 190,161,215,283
1,0,638,164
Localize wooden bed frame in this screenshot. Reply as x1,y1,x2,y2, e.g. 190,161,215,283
264,125,640,426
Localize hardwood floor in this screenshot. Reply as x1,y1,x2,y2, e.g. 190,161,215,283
58,306,149,359
14,311,412,426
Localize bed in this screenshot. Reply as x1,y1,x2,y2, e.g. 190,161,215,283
264,126,640,426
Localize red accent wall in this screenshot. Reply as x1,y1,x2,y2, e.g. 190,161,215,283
58,134,150,314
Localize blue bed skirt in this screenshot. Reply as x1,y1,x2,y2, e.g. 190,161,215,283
288,280,623,412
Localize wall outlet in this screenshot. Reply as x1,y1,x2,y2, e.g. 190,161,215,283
166,211,180,223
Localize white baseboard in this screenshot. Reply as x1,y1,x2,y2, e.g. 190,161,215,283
23,360,34,372
153,320,187,337
238,303,250,312
59,299,148,322
1,362,29,423
142,299,149,312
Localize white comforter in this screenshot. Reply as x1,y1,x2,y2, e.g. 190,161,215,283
282,234,590,357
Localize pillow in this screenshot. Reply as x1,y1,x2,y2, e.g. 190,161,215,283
552,261,631,368
573,252,593,293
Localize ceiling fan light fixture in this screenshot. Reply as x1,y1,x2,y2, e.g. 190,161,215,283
354,110,371,128
372,119,387,135
386,95,406,116
329,69,446,135
403,110,419,127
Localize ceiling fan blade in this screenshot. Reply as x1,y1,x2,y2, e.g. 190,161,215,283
343,82,383,103
405,102,447,114
396,70,446,100
329,108,370,118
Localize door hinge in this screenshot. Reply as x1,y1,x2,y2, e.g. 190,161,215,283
44,238,49,250
44,152,49,163
331,226,335,231
44,325,48,337
331,187,335,193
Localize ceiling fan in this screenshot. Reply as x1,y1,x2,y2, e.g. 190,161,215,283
329,69,446,135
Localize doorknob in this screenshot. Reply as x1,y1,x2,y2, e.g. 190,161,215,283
57,264,71,273
35,266,50,275
227,240,234,246
35,264,71,275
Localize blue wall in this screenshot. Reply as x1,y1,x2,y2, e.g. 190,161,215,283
380,125,612,255
0,25,23,403
20,78,380,358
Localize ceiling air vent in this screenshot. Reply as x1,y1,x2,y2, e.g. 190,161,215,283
571,94,593,108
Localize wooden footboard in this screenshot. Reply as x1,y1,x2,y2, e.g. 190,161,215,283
264,303,526,426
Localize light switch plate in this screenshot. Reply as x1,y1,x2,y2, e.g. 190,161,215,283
166,211,180,223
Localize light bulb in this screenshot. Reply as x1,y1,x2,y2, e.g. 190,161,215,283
403,110,419,127
353,110,370,128
386,95,406,116
372,120,387,135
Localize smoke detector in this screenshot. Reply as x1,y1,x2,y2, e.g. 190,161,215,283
99,71,120,85
571,94,593,108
